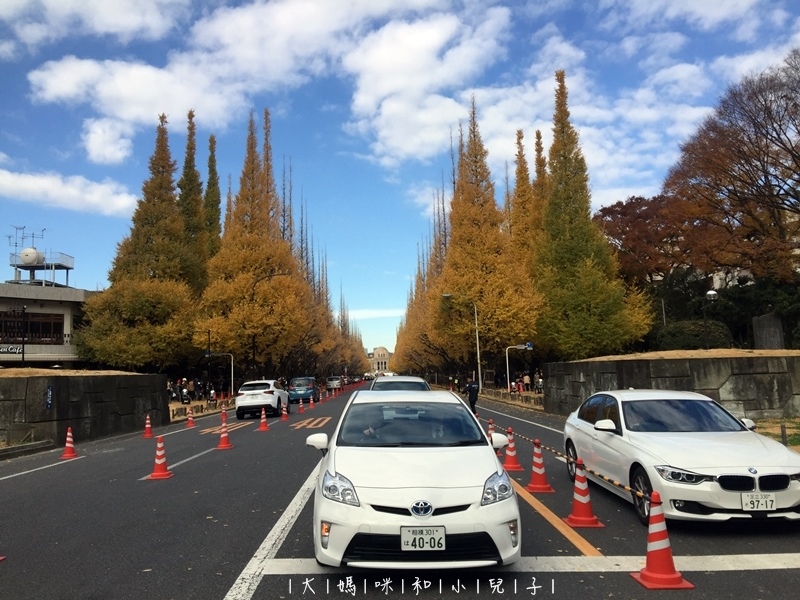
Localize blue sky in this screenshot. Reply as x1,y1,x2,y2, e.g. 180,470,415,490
2,1,799,354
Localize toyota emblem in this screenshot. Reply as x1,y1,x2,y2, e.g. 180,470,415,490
411,500,433,517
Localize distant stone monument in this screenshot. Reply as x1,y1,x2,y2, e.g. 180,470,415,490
752,312,785,349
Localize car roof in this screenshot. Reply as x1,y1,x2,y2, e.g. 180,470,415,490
349,390,461,405
372,375,428,383
598,389,714,402
239,380,277,386
326,376,341,380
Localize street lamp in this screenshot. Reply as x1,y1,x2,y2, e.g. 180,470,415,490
211,352,235,403
506,342,533,393
442,294,482,392
703,289,718,349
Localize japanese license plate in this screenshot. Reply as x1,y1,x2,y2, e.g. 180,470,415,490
400,526,445,551
741,492,776,511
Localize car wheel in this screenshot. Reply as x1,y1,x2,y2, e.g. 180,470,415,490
236,410,244,420
631,466,652,526
285,400,291,414
565,440,578,481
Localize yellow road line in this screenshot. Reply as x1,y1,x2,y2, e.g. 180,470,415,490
512,479,603,557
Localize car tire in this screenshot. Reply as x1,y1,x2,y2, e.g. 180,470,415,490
631,466,652,526
565,440,578,482
236,410,244,420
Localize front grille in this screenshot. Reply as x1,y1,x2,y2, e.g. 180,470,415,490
342,532,501,564
759,474,790,492
370,504,471,517
716,475,755,491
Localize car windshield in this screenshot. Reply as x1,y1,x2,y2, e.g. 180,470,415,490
622,399,747,433
292,378,314,387
371,380,431,391
239,382,271,392
337,402,486,447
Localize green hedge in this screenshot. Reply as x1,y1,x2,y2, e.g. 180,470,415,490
657,319,733,350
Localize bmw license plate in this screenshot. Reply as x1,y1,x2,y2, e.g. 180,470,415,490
400,526,445,551
741,492,776,510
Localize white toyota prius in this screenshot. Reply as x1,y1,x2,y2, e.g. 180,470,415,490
306,390,521,569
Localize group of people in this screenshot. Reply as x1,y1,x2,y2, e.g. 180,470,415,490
167,378,217,404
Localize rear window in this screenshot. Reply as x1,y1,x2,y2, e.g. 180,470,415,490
327,377,340,383
292,378,315,386
239,382,271,392
371,380,431,391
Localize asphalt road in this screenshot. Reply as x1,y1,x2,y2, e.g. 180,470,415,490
1,385,798,600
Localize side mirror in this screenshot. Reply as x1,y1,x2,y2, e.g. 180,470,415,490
594,418,619,433
306,432,329,456
490,432,509,450
740,418,757,431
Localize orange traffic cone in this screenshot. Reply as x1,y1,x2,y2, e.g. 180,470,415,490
59,427,78,460
280,403,289,421
526,439,555,493
216,421,233,450
186,408,195,428
221,408,227,423
309,396,315,409
299,398,305,414
142,414,154,439
502,427,525,472
146,436,174,479
630,491,694,589
563,458,604,528
258,407,270,431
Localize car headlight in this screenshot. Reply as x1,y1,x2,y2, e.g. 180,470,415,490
654,466,712,485
321,471,360,506
482,470,514,505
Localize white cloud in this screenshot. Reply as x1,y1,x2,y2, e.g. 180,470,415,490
350,308,406,320
0,168,137,216
646,62,710,99
81,118,135,164
599,0,763,33
0,0,191,47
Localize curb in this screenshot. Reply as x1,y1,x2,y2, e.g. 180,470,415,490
0,439,56,461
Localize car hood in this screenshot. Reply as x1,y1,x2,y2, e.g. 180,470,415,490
330,446,498,488
627,431,800,470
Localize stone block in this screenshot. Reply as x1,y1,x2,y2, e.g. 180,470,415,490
690,359,732,389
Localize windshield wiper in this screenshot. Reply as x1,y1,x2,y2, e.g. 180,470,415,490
442,439,485,446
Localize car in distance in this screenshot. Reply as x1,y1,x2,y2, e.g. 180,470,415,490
235,379,290,420
288,376,319,405
368,375,431,391
563,389,800,524
306,390,521,569
325,376,342,392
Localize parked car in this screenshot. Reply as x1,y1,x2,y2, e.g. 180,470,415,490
325,376,342,391
235,380,289,419
563,389,800,524
306,389,520,568
288,376,319,405
369,375,431,391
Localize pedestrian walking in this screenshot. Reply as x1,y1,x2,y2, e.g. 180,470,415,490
462,376,480,415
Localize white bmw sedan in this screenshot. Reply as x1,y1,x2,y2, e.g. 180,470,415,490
563,389,800,524
306,390,521,569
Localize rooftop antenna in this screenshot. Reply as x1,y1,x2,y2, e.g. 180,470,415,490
7,226,45,252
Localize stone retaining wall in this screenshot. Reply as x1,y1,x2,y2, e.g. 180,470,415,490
0,374,168,446
542,356,800,418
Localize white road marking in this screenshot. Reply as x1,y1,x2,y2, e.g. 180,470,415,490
479,406,562,434
0,456,85,481
248,553,800,575
137,448,216,480
223,465,319,599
